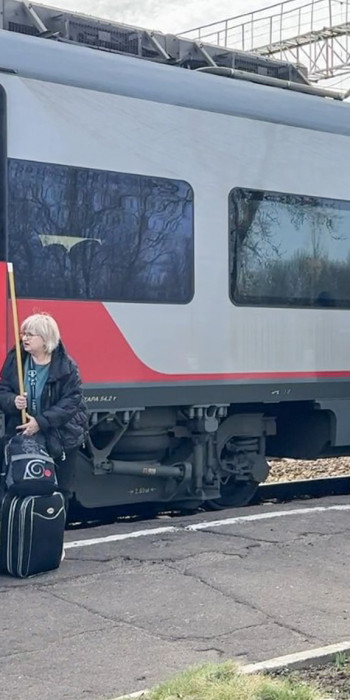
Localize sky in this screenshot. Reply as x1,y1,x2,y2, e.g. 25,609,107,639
44,0,272,34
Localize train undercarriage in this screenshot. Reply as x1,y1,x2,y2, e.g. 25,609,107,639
73,401,336,512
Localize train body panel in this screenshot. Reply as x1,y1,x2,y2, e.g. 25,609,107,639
1,27,350,510
1,29,350,137
2,71,350,383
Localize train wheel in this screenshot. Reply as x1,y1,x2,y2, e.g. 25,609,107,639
205,478,259,510
205,416,269,509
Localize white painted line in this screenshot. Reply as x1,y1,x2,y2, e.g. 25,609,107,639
65,526,178,549
186,504,350,531
115,692,147,700
112,639,350,699
65,503,350,549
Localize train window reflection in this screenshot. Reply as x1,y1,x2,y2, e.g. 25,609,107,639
229,187,350,308
8,159,194,303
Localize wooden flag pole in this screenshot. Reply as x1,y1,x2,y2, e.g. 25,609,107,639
7,262,26,424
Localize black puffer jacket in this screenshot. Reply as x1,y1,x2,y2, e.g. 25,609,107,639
0,342,88,459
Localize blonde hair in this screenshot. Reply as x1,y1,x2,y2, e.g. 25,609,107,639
21,313,60,354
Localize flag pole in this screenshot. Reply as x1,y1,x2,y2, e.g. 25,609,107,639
7,262,26,424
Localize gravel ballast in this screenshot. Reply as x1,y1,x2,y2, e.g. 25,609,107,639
267,457,350,482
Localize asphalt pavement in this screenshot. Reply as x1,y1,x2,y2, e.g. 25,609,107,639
0,496,349,700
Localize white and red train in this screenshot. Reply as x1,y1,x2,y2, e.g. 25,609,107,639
1,2,350,511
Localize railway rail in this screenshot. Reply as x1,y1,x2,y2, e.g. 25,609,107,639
253,474,350,503
66,474,350,528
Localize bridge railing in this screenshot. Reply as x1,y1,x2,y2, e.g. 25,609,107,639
179,0,348,53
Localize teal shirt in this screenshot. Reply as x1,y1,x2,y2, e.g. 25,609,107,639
24,358,50,415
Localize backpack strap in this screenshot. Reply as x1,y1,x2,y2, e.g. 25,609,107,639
27,356,37,415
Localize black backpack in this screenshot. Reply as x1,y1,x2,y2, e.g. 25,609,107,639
2,434,58,496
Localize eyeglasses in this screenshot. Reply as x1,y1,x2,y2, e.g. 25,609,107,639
20,332,38,338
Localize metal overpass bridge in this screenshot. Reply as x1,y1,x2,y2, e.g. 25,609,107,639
180,0,350,84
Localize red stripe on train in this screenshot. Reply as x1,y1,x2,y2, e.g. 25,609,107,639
13,299,350,384
0,263,7,364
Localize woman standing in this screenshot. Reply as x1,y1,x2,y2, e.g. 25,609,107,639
0,313,87,509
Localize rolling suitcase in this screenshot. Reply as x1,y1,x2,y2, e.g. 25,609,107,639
0,492,65,578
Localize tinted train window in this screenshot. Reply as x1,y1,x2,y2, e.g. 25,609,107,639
8,160,194,303
229,188,350,308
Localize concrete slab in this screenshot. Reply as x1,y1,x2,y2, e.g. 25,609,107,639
0,497,349,699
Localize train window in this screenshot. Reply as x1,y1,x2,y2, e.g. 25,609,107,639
8,160,194,303
229,187,350,308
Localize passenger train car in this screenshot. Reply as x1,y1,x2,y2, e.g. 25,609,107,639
1,1,350,511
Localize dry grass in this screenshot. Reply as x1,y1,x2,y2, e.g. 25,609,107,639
145,662,323,700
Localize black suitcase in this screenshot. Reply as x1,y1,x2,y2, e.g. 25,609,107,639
0,492,65,578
